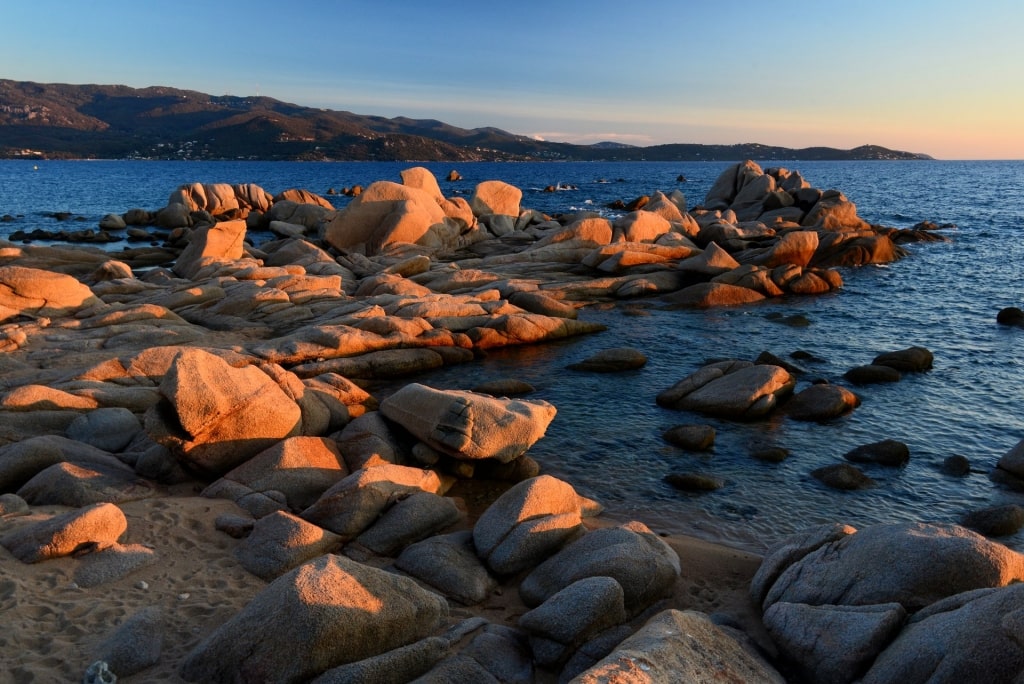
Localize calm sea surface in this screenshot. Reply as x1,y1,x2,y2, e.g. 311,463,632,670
1,159,1023,551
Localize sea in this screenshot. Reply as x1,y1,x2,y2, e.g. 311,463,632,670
1,158,1023,552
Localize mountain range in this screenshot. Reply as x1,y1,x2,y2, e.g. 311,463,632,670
0,79,933,162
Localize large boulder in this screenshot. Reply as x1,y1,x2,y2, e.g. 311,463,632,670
179,554,448,683
400,166,445,203
172,219,247,279
761,522,1024,612
91,606,164,677
811,231,905,267
518,576,627,668
0,434,130,492
704,161,763,210
470,180,522,218
17,460,153,507
234,511,344,580
750,523,859,606
66,407,142,452
300,463,446,539
520,521,680,615
570,609,784,683
994,438,1024,482
612,210,672,243
764,601,906,684
355,490,463,556
273,188,334,209
801,190,870,230
784,383,860,421
663,281,767,308
758,230,819,268
0,265,99,322
656,361,795,419
395,531,498,605
380,383,556,463
1,502,127,563
677,242,740,277
169,181,272,216
872,346,934,372
860,584,1024,684
473,475,588,575
208,436,348,511
144,349,303,476
320,181,449,255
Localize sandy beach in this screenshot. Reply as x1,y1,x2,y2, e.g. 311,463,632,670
1,484,765,683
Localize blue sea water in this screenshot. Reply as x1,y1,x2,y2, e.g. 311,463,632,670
1,159,1023,551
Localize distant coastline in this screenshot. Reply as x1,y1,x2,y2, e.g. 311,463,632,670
0,79,933,163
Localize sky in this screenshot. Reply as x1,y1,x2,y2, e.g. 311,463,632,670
3,0,1022,159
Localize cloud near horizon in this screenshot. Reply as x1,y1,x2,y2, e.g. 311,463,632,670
529,132,657,145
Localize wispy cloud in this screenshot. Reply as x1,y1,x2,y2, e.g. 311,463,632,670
529,131,656,145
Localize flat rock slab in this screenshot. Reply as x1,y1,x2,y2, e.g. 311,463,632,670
74,543,159,588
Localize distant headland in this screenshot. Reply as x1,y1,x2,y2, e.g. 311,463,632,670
0,79,933,163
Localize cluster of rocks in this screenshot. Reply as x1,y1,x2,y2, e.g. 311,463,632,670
2,162,1009,681
752,521,1024,683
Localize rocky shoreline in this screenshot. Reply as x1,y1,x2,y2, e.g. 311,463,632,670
2,162,1024,682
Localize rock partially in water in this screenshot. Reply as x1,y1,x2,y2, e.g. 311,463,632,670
844,364,902,384
961,504,1024,538
567,347,647,373
844,439,910,467
751,447,790,463
785,383,860,421
811,463,876,490
657,360,795,420
872,346,934,373
996,306,1024,327
664,472,725,491
662,424,716,451
941,454,972,476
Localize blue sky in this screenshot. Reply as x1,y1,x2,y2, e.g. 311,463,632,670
3,0,1022,159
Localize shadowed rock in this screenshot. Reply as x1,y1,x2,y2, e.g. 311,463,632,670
844,439,910,467
662,424,715,451
395,531,498,605
762,522,1024,612
811,463,876,490
764,601,906,684
179,554,448,683
872,346,933,372
567,347,647,372
861,583,1024,684
520,521,679,614
785,383,860,421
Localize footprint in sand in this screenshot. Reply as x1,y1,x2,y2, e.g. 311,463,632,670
687,580,722,609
